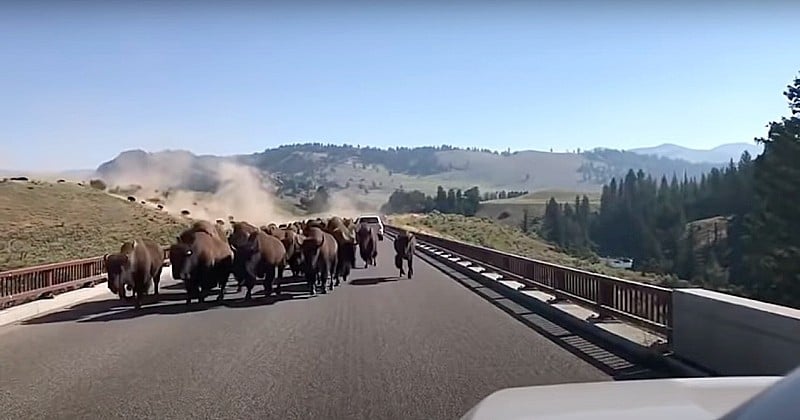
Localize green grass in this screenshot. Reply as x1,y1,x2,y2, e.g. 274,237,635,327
476,190,601,228
387,213,673,285
0,180,191,271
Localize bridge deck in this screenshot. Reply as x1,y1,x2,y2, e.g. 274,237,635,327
0,239,608,420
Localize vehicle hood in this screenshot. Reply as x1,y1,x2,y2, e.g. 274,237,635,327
460,376,781,420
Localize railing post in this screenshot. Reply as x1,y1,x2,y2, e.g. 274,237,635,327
588,281,615,323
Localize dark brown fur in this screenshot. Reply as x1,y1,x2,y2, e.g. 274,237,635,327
232,230,287,299
356,224,379,268
281,229,305,277
104,239,165,309
393,232,416,279
302,227,338,295
169,231,234,304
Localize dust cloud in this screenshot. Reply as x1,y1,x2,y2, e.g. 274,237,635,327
100,154,378,226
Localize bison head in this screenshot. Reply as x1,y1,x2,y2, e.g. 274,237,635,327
104,253,131,295
168,243,194,281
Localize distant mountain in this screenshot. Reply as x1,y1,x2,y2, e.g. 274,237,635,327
629,143,763,164
95,149,234,192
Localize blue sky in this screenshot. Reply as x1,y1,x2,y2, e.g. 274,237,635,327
1,1,798,170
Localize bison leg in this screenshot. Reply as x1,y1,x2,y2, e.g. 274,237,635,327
243,262,259,300
185,280,197,305
306,271,316,296
395,254,405,277
329,256,338,290
216,265,229,302
275,264,285,295
320,268,328,294
134,289,142,309
263,266,275,297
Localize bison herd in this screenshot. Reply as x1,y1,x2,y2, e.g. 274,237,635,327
103,216,416,309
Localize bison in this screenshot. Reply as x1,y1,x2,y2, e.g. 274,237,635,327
228,221,259,291
325,218,356,283
104,239,165,309
281,229,305,278
233,230,287,299
356,223,378,268
302,227,338,295
169,231,234,304
393,232,416,279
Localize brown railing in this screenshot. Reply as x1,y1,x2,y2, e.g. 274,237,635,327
386,225,673,338
0,248,171,309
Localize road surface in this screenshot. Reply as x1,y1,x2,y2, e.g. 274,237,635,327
0,239,609,419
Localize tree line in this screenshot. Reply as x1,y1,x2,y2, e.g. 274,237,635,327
480,190,529,201
380,186,481,216
543,73,800,307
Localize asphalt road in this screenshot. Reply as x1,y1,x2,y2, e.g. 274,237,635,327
0,238,609,420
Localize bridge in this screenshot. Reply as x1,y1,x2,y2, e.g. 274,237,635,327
1,225,799,419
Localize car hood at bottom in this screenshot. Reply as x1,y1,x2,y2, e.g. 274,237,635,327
461,376,781,420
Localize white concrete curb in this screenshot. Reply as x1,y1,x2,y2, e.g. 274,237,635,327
0,283,111,328
0,271,176,328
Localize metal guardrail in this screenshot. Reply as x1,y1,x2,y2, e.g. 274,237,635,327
385,225,673,338
0,248,171,309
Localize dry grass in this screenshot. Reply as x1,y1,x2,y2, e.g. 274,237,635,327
387,213,672,285
0,180,191,271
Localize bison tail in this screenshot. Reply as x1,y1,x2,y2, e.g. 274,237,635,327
394,254,402,270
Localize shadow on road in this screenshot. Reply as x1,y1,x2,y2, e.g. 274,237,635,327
21,281,320,325
349,276,398,286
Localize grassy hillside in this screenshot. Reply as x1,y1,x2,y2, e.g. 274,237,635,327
387,213,673,285
477,190,602,228
95,144,720,216
0,179,190,271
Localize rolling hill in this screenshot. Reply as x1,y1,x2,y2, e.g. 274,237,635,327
0,178,189,271
90,143,725,218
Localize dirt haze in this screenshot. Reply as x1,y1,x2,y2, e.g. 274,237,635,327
100,157,376,226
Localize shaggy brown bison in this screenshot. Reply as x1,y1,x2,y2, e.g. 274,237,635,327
228,221,260,291
169,231,234,304
325,217,356,283
356,223,378,268
393,232,416,279
233,230,287,299
302,227,338,295
263,223,286,241
228,221,259,248
281,229,305,278
104,239,165,309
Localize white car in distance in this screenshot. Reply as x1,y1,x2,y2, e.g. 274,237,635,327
354,215,384,241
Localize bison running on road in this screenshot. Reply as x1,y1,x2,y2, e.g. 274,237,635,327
356,223,378,268
104,239,165,309
393,232,416,279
